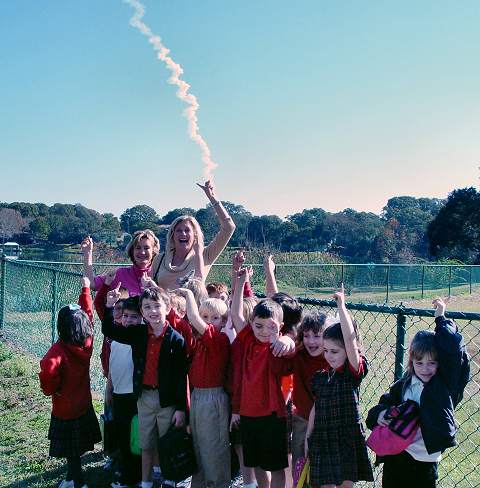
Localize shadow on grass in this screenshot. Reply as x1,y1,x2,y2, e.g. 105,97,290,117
3,451,112,488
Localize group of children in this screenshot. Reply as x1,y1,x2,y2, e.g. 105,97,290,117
39,241,470,488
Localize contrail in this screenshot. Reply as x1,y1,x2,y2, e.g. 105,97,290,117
124,0,217,179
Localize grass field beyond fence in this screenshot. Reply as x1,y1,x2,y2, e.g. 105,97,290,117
0,258,479,487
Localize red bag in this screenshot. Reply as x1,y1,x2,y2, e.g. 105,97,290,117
367,400,420,456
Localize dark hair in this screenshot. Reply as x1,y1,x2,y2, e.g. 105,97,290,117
139,287,170,309
323,319,363,351
57,305,92,346
271,292,302,333
122,296,140,313
252,299,283,324
406,331,438,377
206,282,228,296
323,322,344,347
297,311,327,343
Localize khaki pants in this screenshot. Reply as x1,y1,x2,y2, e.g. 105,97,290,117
292,413,308,469
137,389,175,450
190,387,231,488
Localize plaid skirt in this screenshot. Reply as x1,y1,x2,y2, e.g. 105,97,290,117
48,405,102,458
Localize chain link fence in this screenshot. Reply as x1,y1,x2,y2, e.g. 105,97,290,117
11,257,480,304
0,257,479,487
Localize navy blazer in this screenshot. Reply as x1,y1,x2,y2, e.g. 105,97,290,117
366,316,469,455
102,308,188,411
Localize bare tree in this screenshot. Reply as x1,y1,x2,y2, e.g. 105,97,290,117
0,208,26,244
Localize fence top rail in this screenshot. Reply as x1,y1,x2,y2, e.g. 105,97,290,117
7,258,480,269
295,296,480,321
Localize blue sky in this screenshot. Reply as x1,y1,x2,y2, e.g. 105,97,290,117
1,0,479,218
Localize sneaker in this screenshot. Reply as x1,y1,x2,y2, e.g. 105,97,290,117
58,481,74,488
111,482,129,488
103,457,115,471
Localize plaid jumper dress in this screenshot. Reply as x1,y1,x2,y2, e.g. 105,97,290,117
308,358,373,486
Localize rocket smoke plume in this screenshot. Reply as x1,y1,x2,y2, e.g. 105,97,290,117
124,0,217,179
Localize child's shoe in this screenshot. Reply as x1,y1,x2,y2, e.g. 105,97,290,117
58,481,74,488
111,482,129,488
103,456,115,471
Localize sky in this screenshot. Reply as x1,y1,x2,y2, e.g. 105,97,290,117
1,0,479,219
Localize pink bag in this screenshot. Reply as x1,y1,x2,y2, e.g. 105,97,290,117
367,400,420,456
293,457,307,486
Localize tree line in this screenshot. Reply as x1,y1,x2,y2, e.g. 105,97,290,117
1,187,479,264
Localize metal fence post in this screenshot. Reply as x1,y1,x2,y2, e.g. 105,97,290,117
448,266,452,297
0,256,6,329
51,269,58,344
385,265,390,303
394,312,407,381
469,267,472,295
421,265,425,298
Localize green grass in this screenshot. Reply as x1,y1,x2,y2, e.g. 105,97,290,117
0,341,109,488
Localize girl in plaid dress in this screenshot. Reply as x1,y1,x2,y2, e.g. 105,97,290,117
39,277,101,488
305,285,373,488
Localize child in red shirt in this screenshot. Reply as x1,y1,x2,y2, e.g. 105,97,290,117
178,288,232,488
279,312,329,469
39,277,101,488
231,269,296,488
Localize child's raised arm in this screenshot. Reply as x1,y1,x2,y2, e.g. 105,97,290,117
231,267,253,333
263,253,278,297
334,283,360,371
230,250,245,295
176,288,207,335
79,276,94,324
432,298,469,406
81,236,96,290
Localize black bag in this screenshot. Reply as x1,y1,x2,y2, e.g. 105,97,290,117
157,427,197,482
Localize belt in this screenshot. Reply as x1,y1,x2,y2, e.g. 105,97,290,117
142,384,157,390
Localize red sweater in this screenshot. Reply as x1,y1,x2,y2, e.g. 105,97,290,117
39,287,94,419
232,325,291,418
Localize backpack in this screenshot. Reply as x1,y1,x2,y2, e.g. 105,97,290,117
157,426,197,482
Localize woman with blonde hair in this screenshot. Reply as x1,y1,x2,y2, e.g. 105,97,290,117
151,180,236,290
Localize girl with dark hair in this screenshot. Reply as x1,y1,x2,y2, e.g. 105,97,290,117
39,277,101,488
305,285,373,488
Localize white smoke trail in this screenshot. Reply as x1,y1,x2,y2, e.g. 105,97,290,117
124,0,217,179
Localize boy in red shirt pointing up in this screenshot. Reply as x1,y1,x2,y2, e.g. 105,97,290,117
231,269,295,488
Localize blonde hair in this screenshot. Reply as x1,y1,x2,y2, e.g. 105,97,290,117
169,291,187,317
125,229,160,264
243,297,258,324
166,216,204,254
199,298,229,322
185,278,208,308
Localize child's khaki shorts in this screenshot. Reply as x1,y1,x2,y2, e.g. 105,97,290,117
137,389,175,450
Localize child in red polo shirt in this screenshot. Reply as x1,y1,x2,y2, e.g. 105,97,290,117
177,288,231,488
39,277,101,488
103,285,187,488
277,311,329,470
230,270,296,488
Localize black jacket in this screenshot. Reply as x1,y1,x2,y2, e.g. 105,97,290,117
366,316,469,455
102,308,187,411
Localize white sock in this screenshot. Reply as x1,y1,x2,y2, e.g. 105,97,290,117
141,482,153,488
244,483,257,488
153,466,161,474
